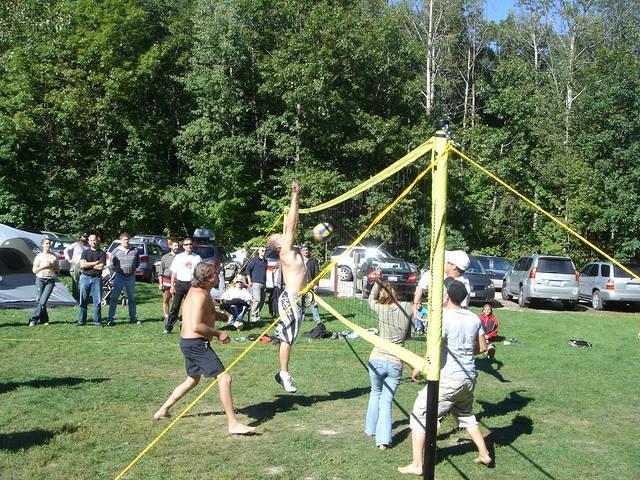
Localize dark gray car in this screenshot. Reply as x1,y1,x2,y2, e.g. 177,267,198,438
464,258,496,305
472,255,513,290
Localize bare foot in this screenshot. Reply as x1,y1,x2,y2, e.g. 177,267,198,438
378,444,388,451
473,455,492,466
228,423,256,435
397,464,422,476
153,409,171,420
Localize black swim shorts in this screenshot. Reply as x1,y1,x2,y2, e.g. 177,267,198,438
180,337,225,378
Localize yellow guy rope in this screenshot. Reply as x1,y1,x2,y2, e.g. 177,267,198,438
315,296,426,371
299,155,441,375
115,146,436,479
299,139,433,214
114,308,292,480
450,145,640,282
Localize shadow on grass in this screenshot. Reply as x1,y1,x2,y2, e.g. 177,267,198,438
0,377,108,394
234,386,370,425
0,425,77,451
476,358,510,383
477,390,533,419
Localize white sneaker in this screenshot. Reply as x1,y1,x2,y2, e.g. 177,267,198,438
275,372,297,393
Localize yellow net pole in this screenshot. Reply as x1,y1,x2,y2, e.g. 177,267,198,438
423,124,451,480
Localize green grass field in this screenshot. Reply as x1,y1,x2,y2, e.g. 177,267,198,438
1,280,639,479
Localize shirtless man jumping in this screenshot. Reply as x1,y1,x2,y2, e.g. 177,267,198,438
154,262,255,435
268,181,307,393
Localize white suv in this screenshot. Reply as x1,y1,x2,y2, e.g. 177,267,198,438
330,246,391,281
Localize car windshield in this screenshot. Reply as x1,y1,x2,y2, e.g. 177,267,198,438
614,263,640,278
371,259,408,270
493,258,513,271
537,258,575,274
466,259,486,274
51,240,73,250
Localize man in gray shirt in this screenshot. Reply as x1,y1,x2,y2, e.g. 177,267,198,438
398,279,491,475
107,232,140,326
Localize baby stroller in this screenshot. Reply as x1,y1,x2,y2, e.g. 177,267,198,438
101,266,128,307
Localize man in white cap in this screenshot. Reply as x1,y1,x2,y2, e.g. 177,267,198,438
413,250,471,318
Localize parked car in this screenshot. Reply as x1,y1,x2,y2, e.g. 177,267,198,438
355,256,418,299
50,237,76,274
41,231,65,239
578,261,640,310
330,245,391,281
464,258,496,305
131,235,171,253
106,240,164,282
472,255,513,290
502,254,579,309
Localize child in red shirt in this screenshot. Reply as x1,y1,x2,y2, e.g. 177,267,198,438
478,303,498,359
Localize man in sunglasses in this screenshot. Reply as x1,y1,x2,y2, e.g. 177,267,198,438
163,238,202,334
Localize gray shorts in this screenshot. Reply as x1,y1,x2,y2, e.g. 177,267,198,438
410,376,478,434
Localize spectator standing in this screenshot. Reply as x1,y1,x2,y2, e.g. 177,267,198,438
77,234,106,326
29,238,60,326
412,250,471,318
107,232,140,326
245,246,268,323
398,279,491,475
64,233,88,301
163,238,201,334
365,274,412,450
300,244,321,322
159,239,180,324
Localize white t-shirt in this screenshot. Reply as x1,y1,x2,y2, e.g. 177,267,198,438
418,270,471,308
170,252,202,282
441,307,485,380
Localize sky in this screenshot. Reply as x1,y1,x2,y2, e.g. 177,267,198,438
483,0,518,22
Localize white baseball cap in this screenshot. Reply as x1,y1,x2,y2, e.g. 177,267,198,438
445,250,470,272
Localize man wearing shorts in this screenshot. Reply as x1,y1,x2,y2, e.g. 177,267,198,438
267,181,307,393
398,279,491,475
158,239,179,324
154,262,255,435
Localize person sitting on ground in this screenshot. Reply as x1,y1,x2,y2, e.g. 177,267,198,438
398,278,491,476
365,270,413,451
220,275,253,329
478,303,498,359
154,262,255,435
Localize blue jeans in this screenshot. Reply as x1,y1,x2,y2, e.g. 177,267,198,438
78,274,102,325
31,277,55,324
108,272,137,322
365,358,403,447
229,304,247,322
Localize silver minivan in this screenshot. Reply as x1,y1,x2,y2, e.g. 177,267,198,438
578,262,640,309
502,255,579,309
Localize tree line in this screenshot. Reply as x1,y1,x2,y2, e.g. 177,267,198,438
1,0,638,265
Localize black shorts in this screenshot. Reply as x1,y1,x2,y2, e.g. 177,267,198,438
180,338,225,378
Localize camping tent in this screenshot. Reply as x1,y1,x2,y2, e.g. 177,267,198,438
0,223,45,246
0,246,76,308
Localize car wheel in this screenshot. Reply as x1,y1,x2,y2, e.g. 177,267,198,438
338,266,353,281
501,281,511,301
518,286,527,308
591,291,604,310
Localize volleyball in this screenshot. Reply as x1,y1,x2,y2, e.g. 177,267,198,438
312,222,334,242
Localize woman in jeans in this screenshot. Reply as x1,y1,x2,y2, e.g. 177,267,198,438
365,272,412,450
30,238,60,326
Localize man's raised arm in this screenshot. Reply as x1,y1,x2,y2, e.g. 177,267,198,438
281,181,300,255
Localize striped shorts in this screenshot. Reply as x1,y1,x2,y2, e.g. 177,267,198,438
275,291,303,345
